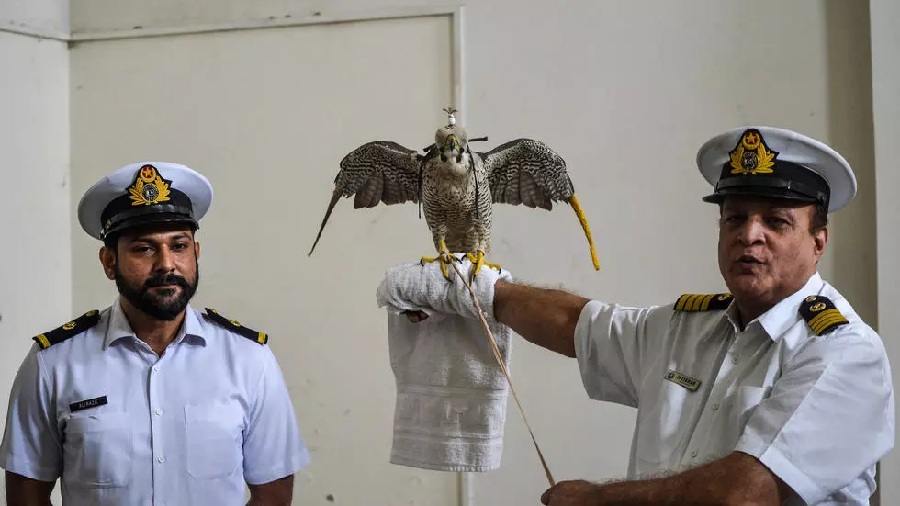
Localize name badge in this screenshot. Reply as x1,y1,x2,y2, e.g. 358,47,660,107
664,370,702,391
70,396,108,412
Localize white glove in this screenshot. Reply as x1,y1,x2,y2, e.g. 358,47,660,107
376,256,511,322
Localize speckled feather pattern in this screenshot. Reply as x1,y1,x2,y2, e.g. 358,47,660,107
480,138,575,209
336,141,421,207
314,137,578,257
421,153,493,253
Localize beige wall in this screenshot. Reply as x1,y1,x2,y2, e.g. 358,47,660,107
0,0,889,504
822,1,877,328
0,4,71,506
0,0,68,37
871,0,900,502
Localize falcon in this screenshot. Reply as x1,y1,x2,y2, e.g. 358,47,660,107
308,107,599,281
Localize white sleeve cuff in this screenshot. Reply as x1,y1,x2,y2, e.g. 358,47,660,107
0,452,60,483
244,447,311,485
574,300,599,362
574,300,603,396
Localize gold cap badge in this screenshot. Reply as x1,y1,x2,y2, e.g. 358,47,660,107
128,164,172,206
729,129,776,175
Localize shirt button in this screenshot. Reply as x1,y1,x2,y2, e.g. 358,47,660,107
713,403,719,411
152,365,160,372
732,356,739,364
157,455,165,463
691,451,698,458
155,408,163,416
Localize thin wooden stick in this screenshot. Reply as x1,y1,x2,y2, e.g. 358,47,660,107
448,261,556,487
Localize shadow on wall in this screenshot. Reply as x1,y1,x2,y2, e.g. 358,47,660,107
823,1,879,505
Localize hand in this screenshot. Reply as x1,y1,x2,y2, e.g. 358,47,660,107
402,309,429,322
376,257,511,321
541,480,603,506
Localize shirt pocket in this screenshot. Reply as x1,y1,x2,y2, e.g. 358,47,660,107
62,411,133,488
634,380,696,470
184,398,244,480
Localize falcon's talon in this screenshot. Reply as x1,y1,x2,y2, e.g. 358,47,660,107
465,251,501,283
420,251,457,281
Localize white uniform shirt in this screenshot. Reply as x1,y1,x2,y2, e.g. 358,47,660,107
0,299,310,506
574,272,894,505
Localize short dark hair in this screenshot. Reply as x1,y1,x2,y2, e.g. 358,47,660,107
810,202,828,233
103,232,120,252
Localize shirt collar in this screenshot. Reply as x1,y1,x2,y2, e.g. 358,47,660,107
724,271,826,341
104,298,207,349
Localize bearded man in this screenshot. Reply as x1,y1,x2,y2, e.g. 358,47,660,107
0,162,309,506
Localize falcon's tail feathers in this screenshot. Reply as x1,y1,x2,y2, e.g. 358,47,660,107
467,144,480,219
308,187,342,257
418,163,423,220
568,194,600,271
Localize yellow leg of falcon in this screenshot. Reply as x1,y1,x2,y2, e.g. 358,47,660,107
465,250,501,282
420,241,461,280
568,194,600,271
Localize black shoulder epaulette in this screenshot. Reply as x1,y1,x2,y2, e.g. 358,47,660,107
673,293,733,312
203,308,268,344
800,295,849,336
33,310,101,349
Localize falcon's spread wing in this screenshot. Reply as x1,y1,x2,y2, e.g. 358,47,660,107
479,138,600,271
479,138,575,210
308,141,422,256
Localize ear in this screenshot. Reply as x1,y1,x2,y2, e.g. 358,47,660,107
194,240,201,261
99,246,116,280
813,226,828,259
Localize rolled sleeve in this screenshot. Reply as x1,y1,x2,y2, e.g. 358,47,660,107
242,347,310,485
574,300,663,408
735,329,894,504
0,345,62,482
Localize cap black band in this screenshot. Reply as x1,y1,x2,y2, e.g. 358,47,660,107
704,159,831,208
100,188,196,239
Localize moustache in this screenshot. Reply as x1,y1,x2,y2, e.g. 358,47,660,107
143,274,190,290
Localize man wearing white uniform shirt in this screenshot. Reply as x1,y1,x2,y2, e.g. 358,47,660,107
0,162,310,505
378,127,894,505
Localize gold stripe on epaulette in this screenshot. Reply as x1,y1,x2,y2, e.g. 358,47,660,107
204,308,268,345
35,334,50,349
809,309,848,334
692,295,704,311
690,294,704,310
674,293,730,312
808,309,845,330
812,318,846,335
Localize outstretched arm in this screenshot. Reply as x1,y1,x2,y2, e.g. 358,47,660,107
5,471,55,506
541,452,791,506
492,280,590,358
